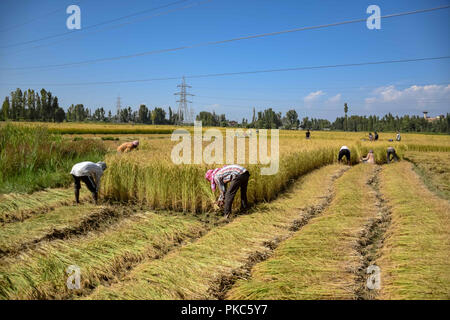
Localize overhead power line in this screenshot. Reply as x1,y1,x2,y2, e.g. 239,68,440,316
2,56,449,87
3,0,212,56
0,0,85,33
0,0,192,49
193,81,450,92
1,4,448,71
0,8,61,33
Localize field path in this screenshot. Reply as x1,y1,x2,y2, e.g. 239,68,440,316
86,164,348,300
376,162,450,299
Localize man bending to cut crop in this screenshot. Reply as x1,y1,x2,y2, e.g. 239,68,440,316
338,145,351,165
70,161,107,204
205,164,250,219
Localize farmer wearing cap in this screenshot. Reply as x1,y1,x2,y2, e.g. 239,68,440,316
205,164,250,219
117,140,139,153
70,161,107,204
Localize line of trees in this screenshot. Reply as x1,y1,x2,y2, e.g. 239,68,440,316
1,88,65,122
330,113,450,133
196,111,228,127
198,108,450,133
0,88,180,125
2,88,449,133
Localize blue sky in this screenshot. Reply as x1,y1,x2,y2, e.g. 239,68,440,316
0,0,449,121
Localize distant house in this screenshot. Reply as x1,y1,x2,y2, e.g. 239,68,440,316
423,111,444,122
228,120,238,127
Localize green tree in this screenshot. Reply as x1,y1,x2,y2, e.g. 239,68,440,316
151,107,166,124
344,102,348,131
283,109,299,129
55,107,66,122
1,97,10,121
196,111,220,126
256,108,282,129
138,104,149,123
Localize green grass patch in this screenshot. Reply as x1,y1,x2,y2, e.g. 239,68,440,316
49,128,174,135
0,123,107,193
101,137,119,141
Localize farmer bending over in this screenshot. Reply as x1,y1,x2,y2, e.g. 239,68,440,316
361,150,375,164
387,147,399,163
117,140,139,153
70,161,107,204
338,146,351,165
205,165,250,219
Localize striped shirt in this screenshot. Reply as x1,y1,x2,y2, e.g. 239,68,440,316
213,165,247,197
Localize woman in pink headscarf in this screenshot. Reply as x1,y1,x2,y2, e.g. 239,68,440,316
205,164,250,219
117,140,139,153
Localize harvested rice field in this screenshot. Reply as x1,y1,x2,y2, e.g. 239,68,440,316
0,123,449,300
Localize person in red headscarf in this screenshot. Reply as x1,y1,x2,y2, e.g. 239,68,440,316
205,164,250,219
117,140,139,153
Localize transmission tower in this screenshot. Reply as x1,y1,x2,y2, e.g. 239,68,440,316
116,95,122,123
174,76,194,124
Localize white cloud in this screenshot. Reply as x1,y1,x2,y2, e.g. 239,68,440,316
364,84,450,112
304,90,325,106
326,93,341,104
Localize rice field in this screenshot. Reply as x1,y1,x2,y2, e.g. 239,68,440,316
0,122,449,300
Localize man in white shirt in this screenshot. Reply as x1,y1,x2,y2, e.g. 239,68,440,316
70,161,107,204
338,146,351,165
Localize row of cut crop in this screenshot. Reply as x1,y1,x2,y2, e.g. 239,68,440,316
227,164,378,299
0,211,205,299
87,165,346,299
376,162,450,299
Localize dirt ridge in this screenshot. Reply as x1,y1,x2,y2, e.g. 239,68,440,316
354,166,392,300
